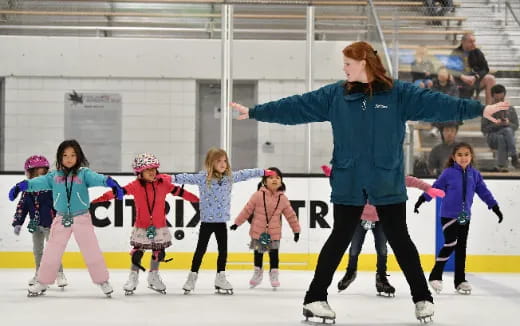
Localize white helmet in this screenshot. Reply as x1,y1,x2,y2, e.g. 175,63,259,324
132,153,160,174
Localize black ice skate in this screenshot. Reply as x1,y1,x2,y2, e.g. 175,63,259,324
337,270,356,292
376,273,395,297
302,301,336,324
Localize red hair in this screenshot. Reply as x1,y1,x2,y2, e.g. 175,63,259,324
342,41,393,92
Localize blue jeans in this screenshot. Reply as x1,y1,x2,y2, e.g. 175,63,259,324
346,220,388,274
486,127,517,168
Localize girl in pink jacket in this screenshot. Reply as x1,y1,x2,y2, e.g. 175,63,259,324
321,166,445,296
230,167,301,289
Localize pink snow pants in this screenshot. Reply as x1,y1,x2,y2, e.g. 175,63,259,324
37,212,109,285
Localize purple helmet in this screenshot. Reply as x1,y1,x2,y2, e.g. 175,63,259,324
24,155,50,171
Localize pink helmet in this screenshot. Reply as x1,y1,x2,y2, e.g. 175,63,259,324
24,155,50,171
132,153,160,174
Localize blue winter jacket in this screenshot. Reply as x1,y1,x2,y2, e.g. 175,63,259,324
174,169,264,223
423,163,497,219
27,168,110,216
249,80,484,206
12,191,55,229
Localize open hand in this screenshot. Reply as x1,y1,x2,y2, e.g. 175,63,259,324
230,102,250,120
484,102,510,124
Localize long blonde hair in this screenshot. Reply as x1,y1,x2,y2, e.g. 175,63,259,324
204,147,231,185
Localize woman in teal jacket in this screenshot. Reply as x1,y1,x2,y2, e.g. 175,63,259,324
231,41,509,323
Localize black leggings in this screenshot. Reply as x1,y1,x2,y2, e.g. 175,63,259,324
304,203,432,304
429,217,470,288
254,249,279,270
190,222,228,273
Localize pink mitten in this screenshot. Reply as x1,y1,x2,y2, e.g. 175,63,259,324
426,187,445,198
264,169,276,176
321,165,332,177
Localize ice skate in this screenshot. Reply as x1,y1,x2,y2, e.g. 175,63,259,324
56,272,68,289
123,271,139,295
99,281,113,297
182,271,198,294
214,271,233,295
147,270,166,294
27,281,48,297
269,269,280,289
415,300,434,324
28,274,37,286
337,270,356,292
456,281,472,295
428,280,443,294
376,273,395,297
249,266,263,288
302,301,336,324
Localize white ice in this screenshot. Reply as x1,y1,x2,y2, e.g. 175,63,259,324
0,269,518,325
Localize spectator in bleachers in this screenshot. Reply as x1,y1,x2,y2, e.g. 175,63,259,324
411,46,434,89
428,122,459,176
423,0,454,25
481,84,519,172
450,33,496,105
429,67,459,137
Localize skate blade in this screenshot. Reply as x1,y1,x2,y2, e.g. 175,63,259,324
417,315,434,324
215,287,233,295
183,289,191,295
302,309,336,324
377,292,396,298
27,290,46,297
456,289,471,295
124,290,134,296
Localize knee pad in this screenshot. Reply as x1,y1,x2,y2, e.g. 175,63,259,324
130,248,145,271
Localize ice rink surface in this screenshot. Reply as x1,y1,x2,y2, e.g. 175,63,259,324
0,269,518,326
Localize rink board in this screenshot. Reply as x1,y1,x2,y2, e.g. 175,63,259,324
0,175,519,272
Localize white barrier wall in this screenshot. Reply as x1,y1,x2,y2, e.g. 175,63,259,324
1,175,518,257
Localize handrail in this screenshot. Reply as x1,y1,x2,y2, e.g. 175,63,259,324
505,1,520,27
367,0,393,77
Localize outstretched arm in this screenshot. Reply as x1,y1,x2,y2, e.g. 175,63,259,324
171,184,199,203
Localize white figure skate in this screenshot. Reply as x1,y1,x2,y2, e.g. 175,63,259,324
415,300,434,324
269,269,280,289
147,270,166,294
303,301,336,324
123,271,139,295
28,274,37,286
456,281,472,295
56,272,68,289
27,281,48,297
215,271,233,295
249,267,263,288
99,281,113,298
429,280,443,294
182,272,198,295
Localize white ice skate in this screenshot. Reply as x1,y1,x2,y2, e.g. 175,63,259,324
123,271,139,295
456,281,472,295
249,267,263,288
28,275,37,286
429,280,443,294
303,301,336,324
215,271,233,295
147,270,166,294
99,281,113,297
269,269,280,289
415,300,434,324
56,272,68,289
182,272,198,294
27,281,48,297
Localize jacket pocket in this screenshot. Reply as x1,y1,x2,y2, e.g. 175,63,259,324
53,193,61,207
76,192,88,207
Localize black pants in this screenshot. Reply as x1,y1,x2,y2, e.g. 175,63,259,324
191,222,228,273
429,217,470,288
304,203,432,304
254,249,279,270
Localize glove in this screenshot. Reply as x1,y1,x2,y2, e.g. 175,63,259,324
106,177,124,200
294,233,300,242
13,225,21,236
492,205,503,223
152,249,173,263
264,169,276,177
8,180,28,201
414,195,426,214
172,185,200,203
230,224,238,231
321,165,331,177
130,249,146,272
426,187,445,198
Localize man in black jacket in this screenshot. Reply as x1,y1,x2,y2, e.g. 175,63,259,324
481,84,519,171
450,33,496,104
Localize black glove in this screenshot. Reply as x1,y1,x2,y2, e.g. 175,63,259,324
294,233,300,242
414,195,426,214
131,249,146,272
153,249,173,263
230,224,238,231
492,205,503,223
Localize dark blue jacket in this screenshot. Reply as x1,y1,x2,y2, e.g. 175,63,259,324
249,80,484,206
12,191,55,229
424,163,497,218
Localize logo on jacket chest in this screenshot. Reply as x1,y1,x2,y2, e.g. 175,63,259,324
374,104,389,109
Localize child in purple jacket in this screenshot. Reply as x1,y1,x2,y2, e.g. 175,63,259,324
414,142,503,295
